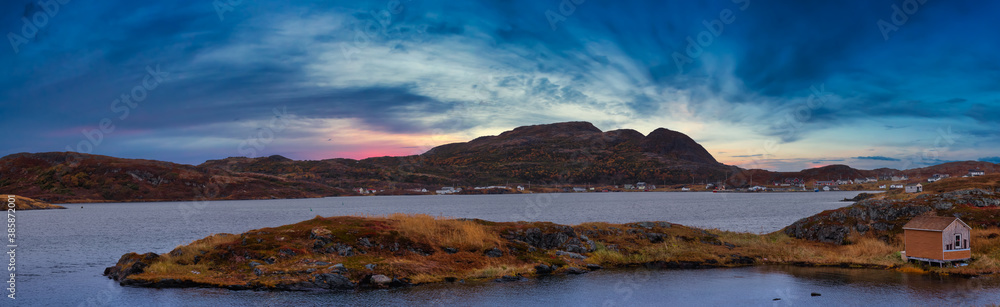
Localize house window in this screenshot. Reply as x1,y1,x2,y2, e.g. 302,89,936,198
955,234,962,249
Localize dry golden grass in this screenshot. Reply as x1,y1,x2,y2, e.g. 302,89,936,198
467,263,534,279
386,213,501,251
145,233,238,275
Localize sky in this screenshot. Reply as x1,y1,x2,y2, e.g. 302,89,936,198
1,0,998,171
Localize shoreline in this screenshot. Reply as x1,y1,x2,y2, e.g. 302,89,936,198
50,189,873,205
104,213,996,292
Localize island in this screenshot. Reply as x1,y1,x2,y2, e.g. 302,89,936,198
104,174,1000,291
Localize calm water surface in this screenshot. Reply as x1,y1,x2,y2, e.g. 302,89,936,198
14,192,1000,306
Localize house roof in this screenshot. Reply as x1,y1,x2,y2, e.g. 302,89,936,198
903,216,968,231
906,183,922,186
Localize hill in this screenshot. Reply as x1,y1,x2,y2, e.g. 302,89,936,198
0,152,346,203
784,174,1000,244
2,121,997,202
201,122,735,189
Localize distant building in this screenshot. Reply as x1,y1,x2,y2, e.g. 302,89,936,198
573,187,587,192
836,179,853,185
815,180,837,186
928,174,950,182
879,185,887,189
636,182,647,189
436,187,461,195
969,170,986,177
905,183,923,193
889,184,904,189
891,175,909,181
517,186,524,191
681,187,691,191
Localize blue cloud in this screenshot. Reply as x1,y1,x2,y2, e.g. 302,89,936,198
0,0,999,168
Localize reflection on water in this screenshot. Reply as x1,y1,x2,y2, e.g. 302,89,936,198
107,266,1000,306
17,192,1000,305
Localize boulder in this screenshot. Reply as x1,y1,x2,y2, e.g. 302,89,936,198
565,267,588,275
534,264,554,275
370,274,391,285
555,250,587,259
484,247,503,258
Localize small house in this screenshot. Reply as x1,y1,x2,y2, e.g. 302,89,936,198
572,187,587,192
903,216,971,265
636,182,647,189
905,183,923,193
436,187,460,195
889,184,904,189
969,169,986,177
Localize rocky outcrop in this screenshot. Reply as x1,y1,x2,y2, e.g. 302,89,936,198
640,128,719,165
104,252,160,281
784,199,933,244
936,189,999,207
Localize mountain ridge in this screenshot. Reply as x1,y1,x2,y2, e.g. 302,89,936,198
2,121,996,202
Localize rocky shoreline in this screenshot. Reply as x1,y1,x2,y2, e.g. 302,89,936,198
103,176,1000,292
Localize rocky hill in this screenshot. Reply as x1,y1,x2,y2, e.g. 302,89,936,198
3,121,997,203
784,174,1000,244
732,161,998,187
201,122,735,189
0,152,346,203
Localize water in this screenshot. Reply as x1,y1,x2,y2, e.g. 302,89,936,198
13,191,1000,306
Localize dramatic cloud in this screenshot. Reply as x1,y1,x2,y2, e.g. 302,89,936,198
855,156,902,162
1,0,998,171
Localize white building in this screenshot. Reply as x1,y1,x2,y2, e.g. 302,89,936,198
969,170,986,177
436,187,461,195
905,183,923,193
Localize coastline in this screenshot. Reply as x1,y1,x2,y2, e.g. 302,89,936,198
104,213,997,292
